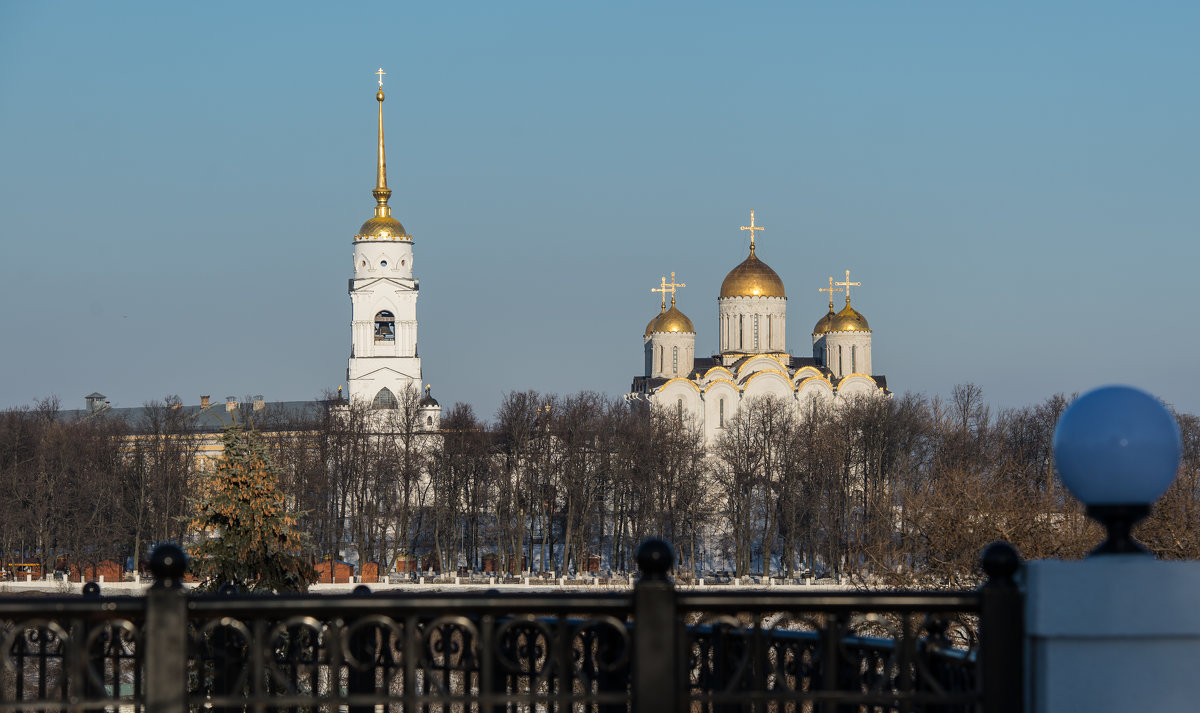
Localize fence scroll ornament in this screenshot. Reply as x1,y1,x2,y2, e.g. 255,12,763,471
0,539,1022,713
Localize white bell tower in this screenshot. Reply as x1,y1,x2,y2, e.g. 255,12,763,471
347,69,423,407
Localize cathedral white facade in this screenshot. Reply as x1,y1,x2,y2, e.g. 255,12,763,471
628,212,888,444
346,74,440,426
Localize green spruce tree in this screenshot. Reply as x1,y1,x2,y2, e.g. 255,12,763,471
188,424,316,592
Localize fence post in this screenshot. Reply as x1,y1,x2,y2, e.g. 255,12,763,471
633,538,679,713
347,584,376,713
145,544,188,713
979,541,1023,713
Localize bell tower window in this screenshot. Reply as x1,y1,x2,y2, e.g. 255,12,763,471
374,311,395,342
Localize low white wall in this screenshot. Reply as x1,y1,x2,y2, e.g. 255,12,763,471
1025,557,1200,712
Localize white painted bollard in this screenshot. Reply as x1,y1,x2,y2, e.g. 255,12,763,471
134,573,140,584
698,578,705,586
454,576,460,585
25,575,31,583
558,577,564,586
383,575,389,585
523,577,530,586
99,576,104,583
489,577,495,585
419,576,425,585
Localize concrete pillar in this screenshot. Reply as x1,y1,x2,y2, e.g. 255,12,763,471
1025,558,1200,712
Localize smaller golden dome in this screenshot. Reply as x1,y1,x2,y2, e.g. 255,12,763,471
720,251,786,298
356,216,410,241
646,305,694,335
812,307,836,335
644,312,660,336
829,302,870,332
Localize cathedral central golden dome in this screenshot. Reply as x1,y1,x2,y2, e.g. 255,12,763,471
720,251,786,299
645,305,695,335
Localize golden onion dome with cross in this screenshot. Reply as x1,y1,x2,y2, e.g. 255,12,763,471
355,69,411,242
645,272,694,335
719,211,786,298
813,276,841,335
646,305,695,335
825,270,869,332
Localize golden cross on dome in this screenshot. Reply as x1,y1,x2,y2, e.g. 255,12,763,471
740,210,765,251
651,272,686,309
835,269,861,303
376,68,386,88
818,276,843,308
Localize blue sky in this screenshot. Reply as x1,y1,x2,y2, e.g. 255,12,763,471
1,2,1198,419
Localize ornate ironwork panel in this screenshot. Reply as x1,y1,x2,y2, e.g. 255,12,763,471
679,593,983,713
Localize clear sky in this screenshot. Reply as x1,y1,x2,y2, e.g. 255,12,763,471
2,2,1198,420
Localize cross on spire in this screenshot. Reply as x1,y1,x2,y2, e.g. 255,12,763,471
740,210,765,252
818,276,843,309
651,271,686,310
835,269,861,303
375,68,386,88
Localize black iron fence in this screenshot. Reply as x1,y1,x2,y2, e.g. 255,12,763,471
0,540,1022,713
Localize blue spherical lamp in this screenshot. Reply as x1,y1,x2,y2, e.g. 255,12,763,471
1053,385,1181,555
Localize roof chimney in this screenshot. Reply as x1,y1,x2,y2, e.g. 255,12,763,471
253,395,265,411
200,395,210,409
226,396,237,412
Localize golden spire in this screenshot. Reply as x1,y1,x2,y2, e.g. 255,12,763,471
651,272,686,310
835,269,861,304
373,68,392,219
740,210,765,253
818,276,842,310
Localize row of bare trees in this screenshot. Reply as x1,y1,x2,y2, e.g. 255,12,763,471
1,385,1198,584
0,397,201,576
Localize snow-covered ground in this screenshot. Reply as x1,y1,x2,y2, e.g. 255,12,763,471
0,578,855,595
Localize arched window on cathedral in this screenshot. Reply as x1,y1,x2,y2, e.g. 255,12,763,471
851,345,857,373
373,387,398,409
672,346,678,373
659,346,664,372
739,316,744,349
719,398,725,428
427,415,433,426
753,315,759,349
839,345,843,375
677,398,683,420
374,311,395,343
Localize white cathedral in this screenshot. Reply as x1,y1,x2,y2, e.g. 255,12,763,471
628,212,888,444
346,72,440,428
